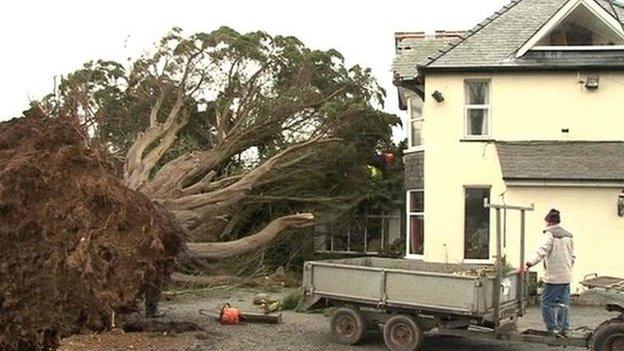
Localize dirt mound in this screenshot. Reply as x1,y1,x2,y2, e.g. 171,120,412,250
0,116,184,350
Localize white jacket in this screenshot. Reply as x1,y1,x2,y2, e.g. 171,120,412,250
528,225,575,284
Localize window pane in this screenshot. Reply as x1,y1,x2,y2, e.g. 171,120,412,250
314,225,330,251
467,109,488,136
349,220,365,252
465,81,489,105
387,215,401,246
332,225,347,251
411,119,423,147
464,188,490,260
409,97,423,117
409,215,424,255
410,191,424,212
366,217,382,252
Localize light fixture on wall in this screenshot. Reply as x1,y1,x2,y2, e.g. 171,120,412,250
618,191,624,217
585,76,600,90
432,90,445,103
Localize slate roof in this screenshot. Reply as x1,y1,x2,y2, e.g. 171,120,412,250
393,37,451,79
422,0,624,71
496,141,624,182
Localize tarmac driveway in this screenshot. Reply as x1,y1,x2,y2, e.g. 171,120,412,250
164,288,616,351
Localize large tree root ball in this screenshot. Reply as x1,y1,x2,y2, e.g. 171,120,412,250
0,116,184,350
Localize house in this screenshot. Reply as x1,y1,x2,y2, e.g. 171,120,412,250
393,0,624,290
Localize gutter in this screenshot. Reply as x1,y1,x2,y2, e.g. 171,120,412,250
419,64,624,74
504,179,624,188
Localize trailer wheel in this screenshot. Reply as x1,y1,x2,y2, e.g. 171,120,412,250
330,307,366,345
591,319,624,351
383,315,424,351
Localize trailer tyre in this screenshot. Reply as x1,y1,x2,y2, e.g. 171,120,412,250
590,319,624,351
330,307,367,345
383,315,424,351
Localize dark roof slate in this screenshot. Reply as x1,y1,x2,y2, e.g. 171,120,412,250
614,1,624,20
596,0,618,16
496,141,624,182
516,50,624,68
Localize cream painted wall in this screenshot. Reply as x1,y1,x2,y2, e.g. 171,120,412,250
418,71,624,289
506,187,624,292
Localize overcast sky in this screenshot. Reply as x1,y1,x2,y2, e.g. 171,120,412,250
0,0,510,139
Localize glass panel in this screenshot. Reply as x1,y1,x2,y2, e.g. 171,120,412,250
466,81,490,105
410,191,424,213
411,119,423,147
333,231,348,251
465,81,489,105
386,215,401,245
466,109,488,136
409,215,424,255
314,225,330,251
327,222,348,251
409,97,423,117
349,219,365,252
366,216,382,253
464,188,490,260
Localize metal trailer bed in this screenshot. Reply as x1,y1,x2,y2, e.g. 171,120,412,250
302,202,624,351
303,258,523,324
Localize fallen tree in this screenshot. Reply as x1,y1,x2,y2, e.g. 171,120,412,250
49,27,399,266
0,114,183,350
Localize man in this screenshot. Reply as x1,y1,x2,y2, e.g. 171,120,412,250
526,209,575,337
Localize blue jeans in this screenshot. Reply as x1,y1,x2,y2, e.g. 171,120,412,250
541,283,571,331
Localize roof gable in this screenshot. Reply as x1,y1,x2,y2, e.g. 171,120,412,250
424,0,624,70
516,0,624,57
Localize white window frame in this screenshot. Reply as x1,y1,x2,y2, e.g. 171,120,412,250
516,0,624,58
464,80,492,140
405,189,425,259
407,97,425,152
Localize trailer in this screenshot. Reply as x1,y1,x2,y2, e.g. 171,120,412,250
302,201,624,351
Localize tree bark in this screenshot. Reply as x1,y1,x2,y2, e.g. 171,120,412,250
185,213,314,259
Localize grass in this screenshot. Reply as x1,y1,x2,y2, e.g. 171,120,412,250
280,291,304,311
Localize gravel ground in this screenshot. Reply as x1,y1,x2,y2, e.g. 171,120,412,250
153,287,618,351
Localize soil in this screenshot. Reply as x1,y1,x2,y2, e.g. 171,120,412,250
60,331,198,351
0,115,183,350
60,286,619,351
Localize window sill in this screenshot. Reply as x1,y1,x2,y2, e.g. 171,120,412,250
463,258,495,265
404,146,425,153
459,138,496,143
405,254,424,260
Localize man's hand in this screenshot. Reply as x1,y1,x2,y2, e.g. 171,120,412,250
525,262,533,270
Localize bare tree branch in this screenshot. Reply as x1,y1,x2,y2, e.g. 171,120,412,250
186,213,315,259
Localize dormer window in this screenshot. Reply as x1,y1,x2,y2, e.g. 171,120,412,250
516,0,624,57
464,80,491,139
537,3,624,46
